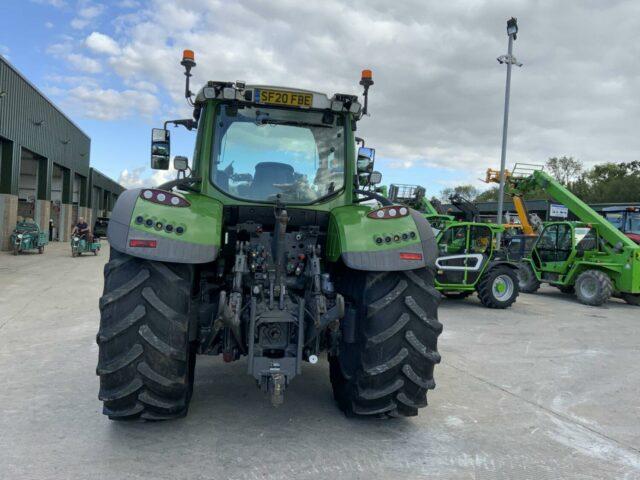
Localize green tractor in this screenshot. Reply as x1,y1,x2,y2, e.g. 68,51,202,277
10,220,47,255
97,53,442,420
506,168,640,306
435,221,520,308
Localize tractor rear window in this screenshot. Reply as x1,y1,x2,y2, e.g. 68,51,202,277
627,212,640,235
211,104,345,204
605,212,624,229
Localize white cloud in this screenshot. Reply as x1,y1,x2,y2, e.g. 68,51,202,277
79,2,105,18
118,166,146,188
86,32,120,55
117,0,140,7
57,84,160,120
71,1,106,29
45,21,54,28
43,0,640,187
67,53,102,73
118,165,177,188
71,18,90,29
46,35,76,57
0,45,9,57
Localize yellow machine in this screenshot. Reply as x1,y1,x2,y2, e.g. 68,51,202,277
485,165,539,236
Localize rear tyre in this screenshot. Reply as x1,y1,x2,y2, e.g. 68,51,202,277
96,248,196,420
517,263,540,293
476,266,519,309
621,293,640,306
442,291,473,300
38,246,44,254
330,269,442,418
575,269,613,306
12,245,18,255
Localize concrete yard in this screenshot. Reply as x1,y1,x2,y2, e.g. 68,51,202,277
1,241,639,479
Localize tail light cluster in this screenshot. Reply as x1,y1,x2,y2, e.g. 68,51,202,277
367,206,409,219
140,189,190,207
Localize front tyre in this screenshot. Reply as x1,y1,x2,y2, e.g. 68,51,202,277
517,263,540,293
330,269,442,418
476,265,519,309
96,248,196,420
575,269,613,306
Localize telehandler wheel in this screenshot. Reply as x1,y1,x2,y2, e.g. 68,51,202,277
621,293,640,306
517,263,540,293
330,269,442,418
476,266,519,309
442,291,473,300
575,269,613,306
96,248,196,421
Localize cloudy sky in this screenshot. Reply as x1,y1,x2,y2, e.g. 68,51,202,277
2,0,639,194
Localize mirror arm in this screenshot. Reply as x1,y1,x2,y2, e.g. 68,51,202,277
353,189,393,206
164,119,197,131
157,176,201,191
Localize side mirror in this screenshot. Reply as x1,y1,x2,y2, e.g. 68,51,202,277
174,156,189,171
151,128,170,170
357,147,375,174
369,171,382,185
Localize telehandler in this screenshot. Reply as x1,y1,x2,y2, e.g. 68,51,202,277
501,166,640,306
388,184,520,307
97,51,442,420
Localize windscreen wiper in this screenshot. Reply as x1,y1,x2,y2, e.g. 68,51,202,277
259,119,331,129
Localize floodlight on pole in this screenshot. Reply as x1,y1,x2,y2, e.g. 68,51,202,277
495,17,522,245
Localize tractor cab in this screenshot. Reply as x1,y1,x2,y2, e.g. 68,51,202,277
434,221,520,308
209,98,348,204
602,206,640,244
436,222,496,285
529,221,598,283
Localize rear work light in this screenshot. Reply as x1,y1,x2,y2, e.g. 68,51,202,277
367,206,409,219
399,252,422,261
140,189,190,207
129,239,157,248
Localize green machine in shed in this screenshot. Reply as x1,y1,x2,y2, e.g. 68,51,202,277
10,220,47,255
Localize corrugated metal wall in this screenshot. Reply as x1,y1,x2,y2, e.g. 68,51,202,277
89,167,125,209
0,56,91,190
0,56,125,215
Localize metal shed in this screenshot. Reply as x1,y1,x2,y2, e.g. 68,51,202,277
0,55,124,248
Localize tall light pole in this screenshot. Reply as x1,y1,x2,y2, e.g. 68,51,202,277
496,17,522,244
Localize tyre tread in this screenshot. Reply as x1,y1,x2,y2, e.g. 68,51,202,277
96,249,194,421
331,269,441,419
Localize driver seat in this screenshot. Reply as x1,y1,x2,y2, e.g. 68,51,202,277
248,162,295,199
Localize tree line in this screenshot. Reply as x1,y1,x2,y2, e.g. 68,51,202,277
436,157,640,204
